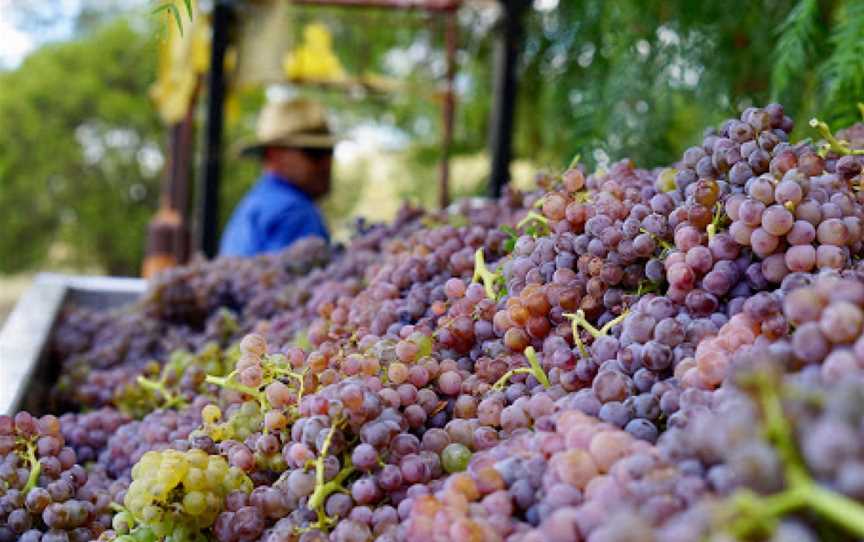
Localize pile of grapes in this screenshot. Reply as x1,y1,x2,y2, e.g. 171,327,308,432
4,105,864,541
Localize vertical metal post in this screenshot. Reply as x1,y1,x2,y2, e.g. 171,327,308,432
439,8,457,209
172,95,197,264
199,0,232,258
488,0,527,197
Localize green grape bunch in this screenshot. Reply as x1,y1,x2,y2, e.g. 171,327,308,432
115,449,252,541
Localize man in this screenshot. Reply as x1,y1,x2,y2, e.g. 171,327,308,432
220,98,334,257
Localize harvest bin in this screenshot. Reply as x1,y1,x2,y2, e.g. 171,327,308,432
0,273,146,416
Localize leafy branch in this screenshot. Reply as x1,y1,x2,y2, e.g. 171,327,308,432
771,0,822,101
818,0,864,126
153,0,194,36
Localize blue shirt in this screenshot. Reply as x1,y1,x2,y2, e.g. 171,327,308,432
219,172,329,257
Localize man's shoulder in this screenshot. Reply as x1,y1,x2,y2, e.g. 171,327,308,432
248,180,309,209
251,189,318,225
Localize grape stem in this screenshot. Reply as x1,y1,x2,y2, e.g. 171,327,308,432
516,210,552,238
564,309,628,359
492,346,550,390
806,483,864,536
472,248,506,301
19,438,40,494
638,227,674,252
516,211,549,230
706,202,726,240
635,279,660,297
136,375,186,410
809,118,864,156
723,371,864,539
724,487,807,539
567,309,628,339
205,372,268,411
273,365,308,406
563,312,588,357
307,416,355,529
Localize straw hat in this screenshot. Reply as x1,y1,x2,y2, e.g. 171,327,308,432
239,98,336,156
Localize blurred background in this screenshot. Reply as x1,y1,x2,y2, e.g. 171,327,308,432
1,0,862,323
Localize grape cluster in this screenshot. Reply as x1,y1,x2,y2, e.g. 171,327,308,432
100,401,205,479
59,408,131,463
27,110,864,541
114,449,252,541
403,408,700,542
749,272,864,380
0,412,113,541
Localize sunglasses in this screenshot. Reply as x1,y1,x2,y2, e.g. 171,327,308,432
301,148,333,160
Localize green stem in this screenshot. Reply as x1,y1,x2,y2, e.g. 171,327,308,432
273,366,308,405
573,191,592,203
308,464,355,512
205,372,267,410
472,248,504,301
136,376,185,409
307,417,353,513
726,487,808,538
810,118,864,156
516,211,549,230
571,309,601,338
524,346,551,388
492,367,533,391
754,373,807,483
635,279,659,297
731,372,864,539
492,347,550,390
639,227,674,252
21,439,40,494
598,310,629,336
563,312,588,357
707,202,726,241
806,484,864,537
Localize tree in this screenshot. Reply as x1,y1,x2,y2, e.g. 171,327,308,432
0,19,162,274
508,0,864,170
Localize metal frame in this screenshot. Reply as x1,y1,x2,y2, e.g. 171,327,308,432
488,0,528,197
0,274,146,415
199,0,235,259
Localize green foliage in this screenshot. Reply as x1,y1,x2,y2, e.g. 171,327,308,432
0,19,162,274
509,0,863,171
818,1,864,127
772,0,823,104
